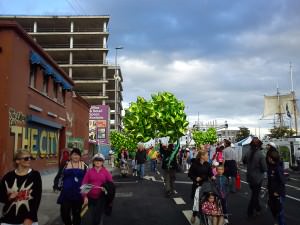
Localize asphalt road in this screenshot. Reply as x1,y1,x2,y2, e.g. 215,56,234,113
48,161,300,225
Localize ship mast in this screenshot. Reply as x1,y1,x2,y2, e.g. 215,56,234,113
276,83,283,127
290,62,298,135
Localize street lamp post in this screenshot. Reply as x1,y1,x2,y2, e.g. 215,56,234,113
114,46,123,131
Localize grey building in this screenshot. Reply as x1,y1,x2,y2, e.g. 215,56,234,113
0,15,123,131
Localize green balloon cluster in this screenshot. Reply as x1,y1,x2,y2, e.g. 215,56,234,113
123,92,189,143
192,127,217,146
123,96,155,143
152,92,189,142
110,130,137,153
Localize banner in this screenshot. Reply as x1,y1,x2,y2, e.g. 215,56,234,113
89,105,110,144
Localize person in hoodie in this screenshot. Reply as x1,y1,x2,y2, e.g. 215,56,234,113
267,150,286,225
243,137,267,218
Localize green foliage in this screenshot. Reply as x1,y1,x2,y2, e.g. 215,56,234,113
269,126,296,139
235,127,250,142
279,146,290,162
123,92,189,143
192,128,217,146
110,131,137,155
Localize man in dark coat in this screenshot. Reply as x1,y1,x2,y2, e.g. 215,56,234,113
160,143,178,197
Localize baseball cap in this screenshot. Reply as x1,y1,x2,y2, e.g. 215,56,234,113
93,153,105,161
268,142,277,149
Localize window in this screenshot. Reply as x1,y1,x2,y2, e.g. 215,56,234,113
29,64,37,88
53,82,58,100
62,89,66,104
42,75,49,94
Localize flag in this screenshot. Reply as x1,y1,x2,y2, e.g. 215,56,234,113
286,104,291,118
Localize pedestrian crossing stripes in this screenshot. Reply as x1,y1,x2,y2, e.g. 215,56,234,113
182,210,200,225
173,197,186,205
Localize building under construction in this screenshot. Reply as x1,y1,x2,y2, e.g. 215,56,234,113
0,15,123,131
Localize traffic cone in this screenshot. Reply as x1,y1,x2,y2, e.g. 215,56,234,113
236,172,241,190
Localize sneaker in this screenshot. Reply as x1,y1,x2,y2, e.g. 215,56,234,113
190,216,195,224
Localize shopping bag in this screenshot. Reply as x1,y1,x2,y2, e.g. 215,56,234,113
192,186,201,212
235,171,241,190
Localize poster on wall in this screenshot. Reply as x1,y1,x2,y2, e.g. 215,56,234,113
89,105,110,144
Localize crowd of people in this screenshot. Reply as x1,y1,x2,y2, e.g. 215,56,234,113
0,148,114,225
0,137,287,225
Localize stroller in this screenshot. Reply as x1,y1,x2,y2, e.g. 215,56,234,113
194,180,228,225
120,159,129,177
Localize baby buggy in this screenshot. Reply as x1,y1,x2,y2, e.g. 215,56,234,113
195,180,228,225
120,159,129,177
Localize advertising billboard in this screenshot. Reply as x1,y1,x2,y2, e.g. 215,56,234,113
89,105,110,144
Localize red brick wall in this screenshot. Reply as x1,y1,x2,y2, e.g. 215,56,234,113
0,25,89,177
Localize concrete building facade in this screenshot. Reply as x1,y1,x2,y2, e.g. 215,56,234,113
0,16,123,131
0,21,90,177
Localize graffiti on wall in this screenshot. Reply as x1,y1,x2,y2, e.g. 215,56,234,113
10,126,59,158
9,108,26,127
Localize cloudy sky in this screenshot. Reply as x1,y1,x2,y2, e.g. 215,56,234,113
1,0,300,136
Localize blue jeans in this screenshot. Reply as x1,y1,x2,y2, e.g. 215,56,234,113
150,159,157,172
269,195,285,225
137,163,145,178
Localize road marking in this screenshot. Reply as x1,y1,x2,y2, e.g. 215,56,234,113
144,175,156,181
241,180,300,202
182,210,200,225
240,168,300,182
286,195,300,202
286,184,300,191
175,181,193,184
157,171,160,175
115,192,133,197
289,177,300,181
173,197,186,205
114,181,138,184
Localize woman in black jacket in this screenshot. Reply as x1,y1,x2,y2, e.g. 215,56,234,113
188,150,213,224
